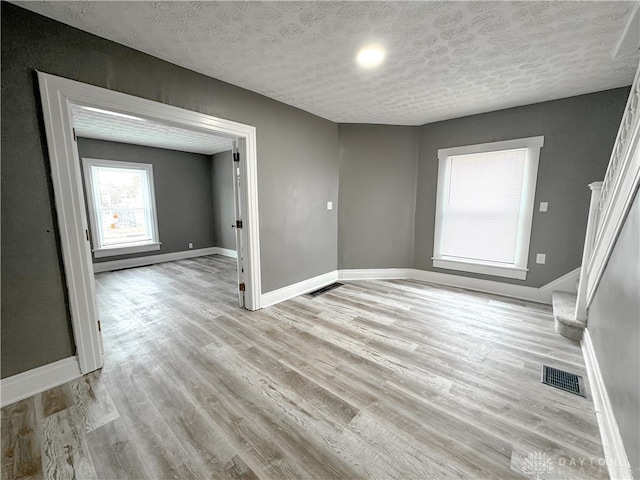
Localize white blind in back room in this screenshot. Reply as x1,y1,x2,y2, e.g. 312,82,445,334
442,148,526,265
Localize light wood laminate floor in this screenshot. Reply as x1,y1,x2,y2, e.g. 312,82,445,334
2,255,608,479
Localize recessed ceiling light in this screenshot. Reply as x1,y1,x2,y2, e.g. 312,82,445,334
356,45,386,69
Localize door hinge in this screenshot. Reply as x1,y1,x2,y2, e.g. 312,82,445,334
239,283,246,292
97,320,101,332
86,229,91,242
233,152,240,162
73,128,77,141
235,220,243,229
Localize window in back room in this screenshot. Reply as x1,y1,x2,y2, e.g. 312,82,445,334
83,158,161,258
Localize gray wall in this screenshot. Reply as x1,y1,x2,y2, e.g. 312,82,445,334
338,124,419,269
211,150,236,250
414,88,629,287
1,3,338,378
77,138,216,262
588,191,640,477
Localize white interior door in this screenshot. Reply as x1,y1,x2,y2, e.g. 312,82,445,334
231,141,246,308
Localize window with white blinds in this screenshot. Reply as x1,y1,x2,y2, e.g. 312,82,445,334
433,136,543,280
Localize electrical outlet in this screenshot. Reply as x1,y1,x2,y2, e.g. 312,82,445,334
188,242,193,249
327,202,333,210
536,253,546,264
539,202,548,212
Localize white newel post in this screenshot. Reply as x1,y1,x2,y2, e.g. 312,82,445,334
575,181,603,322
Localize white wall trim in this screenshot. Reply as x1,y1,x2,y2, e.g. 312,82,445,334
336,267,580,305
437,135,544,158
261,270,338,308
338,268,411,281
0,357,82,408
214,247,238,258
432,258,528,280
93,242,161,259
581,329,633,480
92,247,220,273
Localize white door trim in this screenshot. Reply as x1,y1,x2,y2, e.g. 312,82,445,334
37,72,262,375
231,141,245,308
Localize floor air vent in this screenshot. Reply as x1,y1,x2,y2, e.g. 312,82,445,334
308,282,343,297
541,365,585,397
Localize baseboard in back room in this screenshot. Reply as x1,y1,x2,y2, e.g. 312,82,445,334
214,247,238,259
92,246,236,273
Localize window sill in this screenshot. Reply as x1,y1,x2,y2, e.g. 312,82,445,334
432,257,528,280
93,242,161,258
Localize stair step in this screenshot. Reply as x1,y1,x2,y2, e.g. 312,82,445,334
551,291,585,341
552,291,581,324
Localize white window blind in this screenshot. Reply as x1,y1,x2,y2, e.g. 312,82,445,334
433,136,543,280
442,148,526,265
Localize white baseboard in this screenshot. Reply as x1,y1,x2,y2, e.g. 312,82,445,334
92,247,220,273
261,270,338,308
213,247,237,258
338,268,411,281
1,356,82,407
581,329,633,479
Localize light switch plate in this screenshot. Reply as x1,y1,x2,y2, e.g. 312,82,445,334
327,202,333,210
539,202,548,212
536,253,546,264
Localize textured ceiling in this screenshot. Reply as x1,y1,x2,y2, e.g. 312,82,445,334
72,105,233,155
16,1,640,125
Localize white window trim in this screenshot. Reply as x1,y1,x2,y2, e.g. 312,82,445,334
82,158,161,258
433,135,544,280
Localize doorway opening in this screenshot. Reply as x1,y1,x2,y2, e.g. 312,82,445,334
38,72,262,375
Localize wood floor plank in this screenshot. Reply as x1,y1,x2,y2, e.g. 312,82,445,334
68,371,119,433
1,398,42,480
176,339,364,479
40,407,98,480
35,386,72,420
130,360,236,477
85,419,150,480
213,455,260,480
103,360,209,480
1,255,610,479
159,349,344,479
